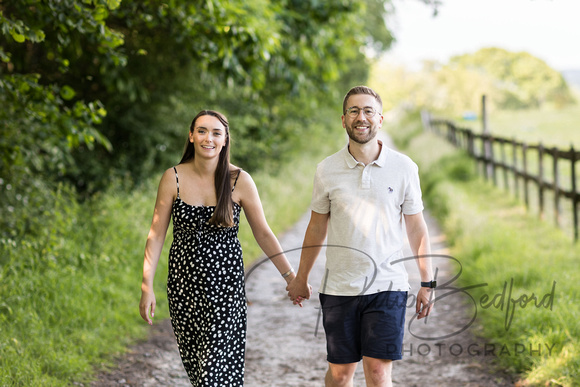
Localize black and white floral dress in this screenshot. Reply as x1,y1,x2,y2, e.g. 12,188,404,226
167,167,246,386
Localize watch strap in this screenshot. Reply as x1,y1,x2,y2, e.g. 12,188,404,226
421,280,437,288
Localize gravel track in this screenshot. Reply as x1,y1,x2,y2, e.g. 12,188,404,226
90,135,517,386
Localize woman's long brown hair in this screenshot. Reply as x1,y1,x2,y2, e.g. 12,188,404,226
180,110,237,227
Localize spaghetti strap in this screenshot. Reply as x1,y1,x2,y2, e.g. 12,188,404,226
232,169,242,192
173,166,180,199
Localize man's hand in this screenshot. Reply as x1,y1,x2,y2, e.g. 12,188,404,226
286,277,312,307
416,287,435,319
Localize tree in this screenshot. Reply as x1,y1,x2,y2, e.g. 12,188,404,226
1,0,118,180
1,0,283,189
1,0,404,192
371,47,575,117
449,47,575,109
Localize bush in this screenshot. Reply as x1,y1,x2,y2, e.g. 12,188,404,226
389,112,580,386
0,177,168,385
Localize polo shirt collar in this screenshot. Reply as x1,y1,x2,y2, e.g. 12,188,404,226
344,139,388,168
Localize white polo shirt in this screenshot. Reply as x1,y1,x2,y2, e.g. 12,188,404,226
310,141,424,296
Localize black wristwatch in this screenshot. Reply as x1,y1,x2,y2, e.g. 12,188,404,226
421,280,437,289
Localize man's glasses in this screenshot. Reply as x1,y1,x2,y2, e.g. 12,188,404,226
345,106,379,118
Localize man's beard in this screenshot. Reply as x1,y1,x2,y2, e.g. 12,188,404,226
346,121,377,144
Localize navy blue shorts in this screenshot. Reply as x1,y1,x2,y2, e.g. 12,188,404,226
319,291,407,364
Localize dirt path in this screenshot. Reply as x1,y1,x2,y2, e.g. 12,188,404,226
91,210,516,387
90,136,517,386
243,211,516,386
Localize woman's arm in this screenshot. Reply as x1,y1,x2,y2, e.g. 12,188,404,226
139,168,175,325
235,171,299,288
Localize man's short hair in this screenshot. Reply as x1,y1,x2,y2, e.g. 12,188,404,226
342,86,383,114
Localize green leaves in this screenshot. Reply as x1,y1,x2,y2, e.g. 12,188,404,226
0,0,123,186
0,4,400,382
106,0,122,10
9,29,25,43
0,12,45,44
450,48,575,109
373,46,576,117
59,85,76,100
1,0,396,195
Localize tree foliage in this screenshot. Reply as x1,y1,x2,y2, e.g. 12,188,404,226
372,47,575,117
449,47,575,109
1,0,402,243
1,0,397,192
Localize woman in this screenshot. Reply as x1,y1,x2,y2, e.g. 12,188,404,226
139,109,305,385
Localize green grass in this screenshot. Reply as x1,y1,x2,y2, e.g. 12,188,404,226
389,113,580,386
0,181,162,386
435,100,580,240
0,110,346,385
453,92,580,149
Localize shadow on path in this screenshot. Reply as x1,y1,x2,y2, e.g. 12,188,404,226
89,134,516,386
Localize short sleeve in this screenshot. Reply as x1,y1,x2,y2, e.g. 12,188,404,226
402,162,424,215
309,165,330,214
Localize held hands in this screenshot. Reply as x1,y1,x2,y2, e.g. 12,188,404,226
416,287,435,320
285,276,312,308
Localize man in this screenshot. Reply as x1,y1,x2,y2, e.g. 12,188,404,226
287,86,435,387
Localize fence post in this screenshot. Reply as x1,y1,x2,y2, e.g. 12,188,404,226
512,138,519,200
490,135,497,186
481,94,488,133
553,147,561,227
571,145,578,242
481,95,493,180
426,113,577,241
501,140,508,190
538,143,545,220
523,143,529,210
468,130,474,157
480,134,487,180
447,122,454,144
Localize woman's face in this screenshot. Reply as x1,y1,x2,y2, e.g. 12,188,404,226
189,114,228,159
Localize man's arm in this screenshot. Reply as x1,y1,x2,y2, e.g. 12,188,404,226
286,211,329,302
404,212,434,319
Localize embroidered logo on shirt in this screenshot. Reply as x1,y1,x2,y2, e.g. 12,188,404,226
388,187,394,194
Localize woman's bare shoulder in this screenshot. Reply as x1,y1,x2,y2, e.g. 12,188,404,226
155,166,179,193
230,166,254,185
160,166,178,180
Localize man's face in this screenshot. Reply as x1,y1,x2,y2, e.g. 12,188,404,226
342,94,383,145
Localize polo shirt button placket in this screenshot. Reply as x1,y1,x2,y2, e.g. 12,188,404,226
361,164,372,190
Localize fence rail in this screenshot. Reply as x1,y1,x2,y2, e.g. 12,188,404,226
421,111,580,242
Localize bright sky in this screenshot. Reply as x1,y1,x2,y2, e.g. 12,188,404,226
383,0,580,71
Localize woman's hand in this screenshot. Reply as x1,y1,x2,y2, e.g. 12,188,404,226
286,277,313,307
139,288,156,325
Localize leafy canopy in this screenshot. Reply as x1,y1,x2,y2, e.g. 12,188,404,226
1,0,397,190
372,47,575,117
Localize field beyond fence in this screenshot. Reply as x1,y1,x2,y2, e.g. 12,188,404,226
421,110,580,241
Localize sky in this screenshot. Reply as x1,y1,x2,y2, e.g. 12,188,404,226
383,0,580,71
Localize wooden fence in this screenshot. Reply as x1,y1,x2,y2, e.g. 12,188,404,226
421,111,580,242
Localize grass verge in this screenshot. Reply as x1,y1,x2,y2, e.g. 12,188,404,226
389,112,580,386
0,181,159,386
0,116,345,386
